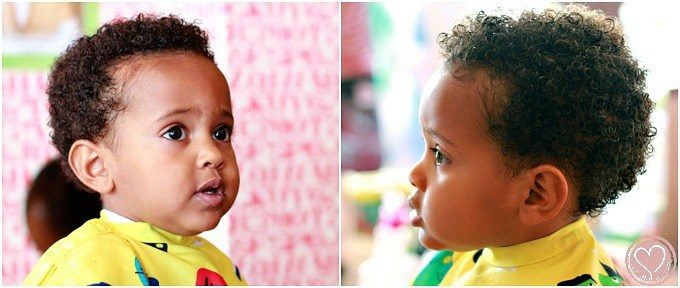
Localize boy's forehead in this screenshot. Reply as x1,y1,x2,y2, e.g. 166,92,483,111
113,51,217,81
419,66,497,134
419,66,480,114
420,66,448,110
112,52,229,106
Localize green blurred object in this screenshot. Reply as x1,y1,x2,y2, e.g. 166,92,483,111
2,54,59,70
412,250,454,286
368,3,393,100
357,200,382,229
81,2,100,36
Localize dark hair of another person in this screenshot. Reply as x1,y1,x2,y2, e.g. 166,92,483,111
26,159,102,251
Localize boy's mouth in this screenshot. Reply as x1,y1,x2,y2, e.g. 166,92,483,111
409,210,423,227
195,178,225,207
407,190,423,227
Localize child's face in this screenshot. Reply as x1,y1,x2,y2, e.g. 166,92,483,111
101,52,239,236
407,68,525,251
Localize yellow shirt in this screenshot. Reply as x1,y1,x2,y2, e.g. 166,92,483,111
413,217,624,286
24,210,247,286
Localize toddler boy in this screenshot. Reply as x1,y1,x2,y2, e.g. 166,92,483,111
408,4,653,286
24,14,246,286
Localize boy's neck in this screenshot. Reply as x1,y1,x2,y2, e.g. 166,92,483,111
513,214,582,247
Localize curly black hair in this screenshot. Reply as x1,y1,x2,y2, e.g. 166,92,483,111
437,4,655,217
47,14,214,191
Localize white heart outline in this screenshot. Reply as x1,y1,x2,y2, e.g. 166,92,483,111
634,244,666,278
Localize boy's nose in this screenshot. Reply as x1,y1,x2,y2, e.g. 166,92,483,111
408,159,425,191
197,139,224,169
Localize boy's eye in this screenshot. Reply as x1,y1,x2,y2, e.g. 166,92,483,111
213,125,231,142
162,126,186,141
430,145,451,165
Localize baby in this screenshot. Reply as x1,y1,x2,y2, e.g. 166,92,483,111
407,4,653,286
24,14,246,285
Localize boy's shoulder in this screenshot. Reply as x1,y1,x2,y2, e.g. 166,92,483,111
48,217,133,255
23,218,138,285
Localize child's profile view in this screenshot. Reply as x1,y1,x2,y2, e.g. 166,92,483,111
24,14,246,285
408,4,654,286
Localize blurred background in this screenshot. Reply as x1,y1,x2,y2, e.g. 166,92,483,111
2,2,339,285
341,2,678,285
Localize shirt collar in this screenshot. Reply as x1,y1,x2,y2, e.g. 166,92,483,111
481,217,593,268
98,209,193,245
101,209,135,223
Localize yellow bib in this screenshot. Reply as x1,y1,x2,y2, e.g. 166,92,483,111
24,210,247,286
414,218,623,286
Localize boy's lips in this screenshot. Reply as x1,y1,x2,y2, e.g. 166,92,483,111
407,190,423,227
409,210,423,227
195,178,225,207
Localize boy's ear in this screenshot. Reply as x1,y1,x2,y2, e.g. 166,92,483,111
68,139,114,194
518,164,570,226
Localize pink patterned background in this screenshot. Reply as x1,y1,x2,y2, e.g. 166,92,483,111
2,3,339,285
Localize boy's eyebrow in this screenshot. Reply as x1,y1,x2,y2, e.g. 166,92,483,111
156,108,194,122
155,108,234,122
425,127,456,147
221,110,234,119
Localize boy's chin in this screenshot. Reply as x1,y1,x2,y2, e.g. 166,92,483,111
174,214,225,236
194,215,224,233
418,229,450,251
174,221,220,236
419,229,480,252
